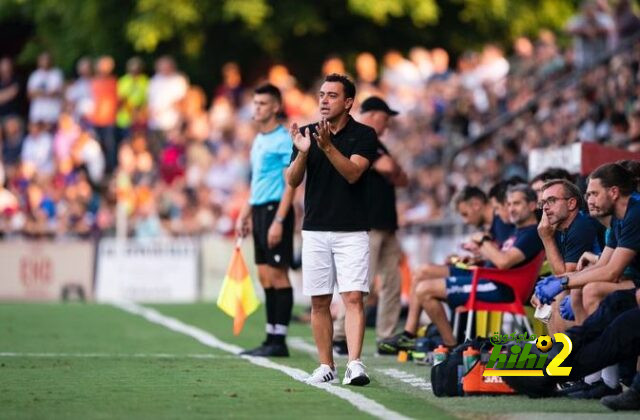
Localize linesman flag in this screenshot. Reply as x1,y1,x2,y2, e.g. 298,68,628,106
217,242,260,335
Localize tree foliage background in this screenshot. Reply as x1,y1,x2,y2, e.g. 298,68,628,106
0,0,581,92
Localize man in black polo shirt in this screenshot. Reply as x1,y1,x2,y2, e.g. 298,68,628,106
287,73,377,386
332,96,407,354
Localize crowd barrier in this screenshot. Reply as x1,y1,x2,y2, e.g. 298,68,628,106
0,225,469,303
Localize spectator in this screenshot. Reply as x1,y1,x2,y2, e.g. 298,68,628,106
65,57,93,123
53,112,80,165
0,57,21,119
90,55,118,172
21,121,54,176
147,56,188,156
566,1,616,68
71,129,105,185
214,61,244,109
2,116,24,168
27,52,64,125
615,0,640,40
116,57,148,141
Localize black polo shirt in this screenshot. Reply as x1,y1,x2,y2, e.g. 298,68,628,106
291,116,377,231
367,140,398,231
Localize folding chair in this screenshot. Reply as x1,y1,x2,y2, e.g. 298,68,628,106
453,252,545,341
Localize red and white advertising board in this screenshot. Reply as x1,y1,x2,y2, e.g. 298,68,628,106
0,240,94,301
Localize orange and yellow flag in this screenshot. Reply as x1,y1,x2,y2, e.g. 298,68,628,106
217,245,260,335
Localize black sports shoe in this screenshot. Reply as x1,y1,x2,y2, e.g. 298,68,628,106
568,380,621,399
332,340,348,356
601,388,640,411
377,332,416,355
556,380,590,396
241,343,289,357
240,341,269,356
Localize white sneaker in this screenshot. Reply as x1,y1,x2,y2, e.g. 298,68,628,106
305,364,338,384
343,360,370,386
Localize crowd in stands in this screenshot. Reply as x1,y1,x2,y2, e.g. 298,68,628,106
1,0,640,239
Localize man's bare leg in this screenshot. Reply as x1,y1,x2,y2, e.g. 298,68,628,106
342,290,365,361
416,278,456,347
310,294,334,367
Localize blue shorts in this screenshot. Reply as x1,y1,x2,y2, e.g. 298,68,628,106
445,267,515,308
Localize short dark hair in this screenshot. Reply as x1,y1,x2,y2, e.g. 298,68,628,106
617,159,640,192
541,178,583,206
507,184,538,203
489,176,527,204
454,185,488,207
589,162,636,196
530,167,574,184
324,73,356,100
488,181,508,204
254,83,282,104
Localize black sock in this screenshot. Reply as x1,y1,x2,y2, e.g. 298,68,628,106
264,287,276,344
403,330,416,339
273,287,293,345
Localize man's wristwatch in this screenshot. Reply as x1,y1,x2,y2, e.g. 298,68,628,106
476,234,492,245
274,215,285,224
560,276,570,290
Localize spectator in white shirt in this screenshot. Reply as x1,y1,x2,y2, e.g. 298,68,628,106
147,56,187,157
65,57,94,123
27,52,64,125
21,121,54,176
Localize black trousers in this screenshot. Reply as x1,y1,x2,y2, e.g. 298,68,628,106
564,289,639,381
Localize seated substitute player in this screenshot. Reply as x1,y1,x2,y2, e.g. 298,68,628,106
378,184,515,354
414,184,544,348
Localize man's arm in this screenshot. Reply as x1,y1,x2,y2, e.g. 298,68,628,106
566,247,637,288
286,152,307,187
373,155,409,187
323,147,369,184
537,212,570,274
540,235,576,274
286,124,310,187
267,180,296,249
235,200,252,238
477,241,525,270
0,82,19,104
313,119,369,183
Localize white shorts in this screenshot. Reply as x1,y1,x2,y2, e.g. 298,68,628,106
301,230,370,296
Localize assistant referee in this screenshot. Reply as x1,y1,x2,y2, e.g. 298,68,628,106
236,84,295,357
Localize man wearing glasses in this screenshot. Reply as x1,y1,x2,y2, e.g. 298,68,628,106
534,178,601,329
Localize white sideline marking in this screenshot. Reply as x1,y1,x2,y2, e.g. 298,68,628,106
0,352,231,359
376,368,432,391
288,338,432,392
112,301,411,420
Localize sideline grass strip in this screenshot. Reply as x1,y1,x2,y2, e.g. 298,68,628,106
114,301,412,420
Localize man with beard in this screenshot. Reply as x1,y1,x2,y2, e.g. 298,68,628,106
536,163,640,398
533,178,600,332
536,163,640,309
332,96,407,356
287,74,377,385
414,184,543,348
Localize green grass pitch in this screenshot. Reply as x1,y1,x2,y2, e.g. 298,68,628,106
0,303,635,419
